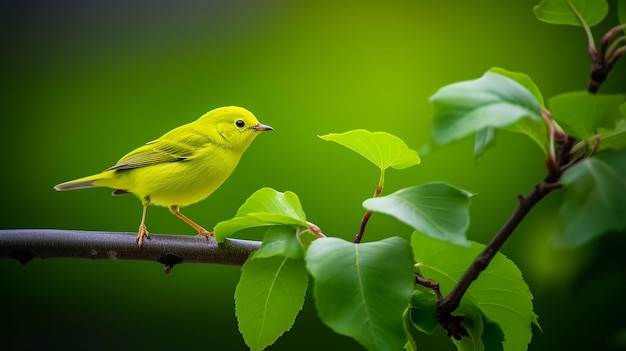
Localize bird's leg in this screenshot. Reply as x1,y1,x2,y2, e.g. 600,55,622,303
169,205,214,239
136,197,150,248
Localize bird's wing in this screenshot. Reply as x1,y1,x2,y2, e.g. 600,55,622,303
105,138,197,171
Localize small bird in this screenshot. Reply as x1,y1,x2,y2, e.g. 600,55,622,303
54,106,273,247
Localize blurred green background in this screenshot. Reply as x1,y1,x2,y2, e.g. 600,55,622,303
1,0,625,350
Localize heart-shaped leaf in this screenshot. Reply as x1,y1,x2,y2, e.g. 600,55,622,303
363,182,474,247
306,237,415,351
534,0,609,27
319,129,421,171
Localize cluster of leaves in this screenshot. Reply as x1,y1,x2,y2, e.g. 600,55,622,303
212,1,625,350
213,129,535,351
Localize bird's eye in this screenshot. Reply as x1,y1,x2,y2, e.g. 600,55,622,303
235,120,245,128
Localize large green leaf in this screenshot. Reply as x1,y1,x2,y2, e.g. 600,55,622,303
469,68,548,157
488,68,548,154
534,0,609,27
319,129,421,171
549,91,624,143
213,188,307,242
430,71,542,149
557,149,626,247
235,253,308,350
306,237,415,351
412,232,536,351
363,182,474,247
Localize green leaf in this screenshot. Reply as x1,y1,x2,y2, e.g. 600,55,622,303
412,232,536,351
253,226,303,259
213,188,307,242
489,67,544,106
549,91,624,143
452,305,505,351
556,149,626,247
482,318,505,351
599,119,626,150
235,254,308,351
505,116,548,153
474,128,496,158
306,237,415,351
534,0,609,27
483,68,548,155
452,304,486,351
403,308,419,351
319,129,421,171
234,187,307,221
430,71,542,151
408,288,438,335
363,182,474,247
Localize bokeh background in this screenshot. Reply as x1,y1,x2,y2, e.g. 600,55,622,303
1,0,625,350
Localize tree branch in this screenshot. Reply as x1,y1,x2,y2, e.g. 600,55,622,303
436,135,575,339
0,229,260,272
437,180,557,315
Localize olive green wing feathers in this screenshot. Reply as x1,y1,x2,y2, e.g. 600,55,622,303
106,138,198,171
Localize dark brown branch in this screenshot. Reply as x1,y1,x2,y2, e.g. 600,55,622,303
437,180,557,314
436,135,576,339
0,229,260,272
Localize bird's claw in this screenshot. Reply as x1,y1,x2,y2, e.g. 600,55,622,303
136,224,150,248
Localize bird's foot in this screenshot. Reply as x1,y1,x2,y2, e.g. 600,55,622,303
136,224,150,248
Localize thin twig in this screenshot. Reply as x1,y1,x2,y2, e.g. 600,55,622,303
415,270,444,301
354,185,383,243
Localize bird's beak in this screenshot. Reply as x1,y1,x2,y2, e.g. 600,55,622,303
253,123,273,132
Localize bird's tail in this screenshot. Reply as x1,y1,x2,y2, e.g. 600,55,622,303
54,171,114,191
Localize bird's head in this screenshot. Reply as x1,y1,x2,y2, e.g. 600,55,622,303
198,106,273,151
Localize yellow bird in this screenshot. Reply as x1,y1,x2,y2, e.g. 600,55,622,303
54,106,273,247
